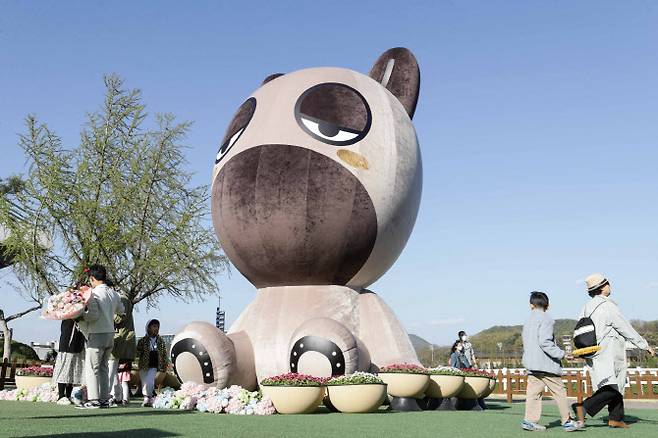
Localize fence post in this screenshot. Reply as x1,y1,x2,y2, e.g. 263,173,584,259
647,372,657,400
576,370,583,404
634,372,642,399
0,358,8,390
496,370,503,394
585,371,592,397
506,369,513,403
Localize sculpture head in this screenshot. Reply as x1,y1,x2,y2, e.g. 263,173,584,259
211,48,422,289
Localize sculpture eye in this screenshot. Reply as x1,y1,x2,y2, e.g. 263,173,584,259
299,116,360,142
216,97,256,164
295,83,371,146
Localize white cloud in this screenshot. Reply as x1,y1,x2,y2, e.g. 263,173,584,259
646,282,658,289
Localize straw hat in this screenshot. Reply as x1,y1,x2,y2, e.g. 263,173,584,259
585,273,609,291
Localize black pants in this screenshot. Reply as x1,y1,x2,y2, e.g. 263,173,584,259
583,385,624,421
57,383,73,400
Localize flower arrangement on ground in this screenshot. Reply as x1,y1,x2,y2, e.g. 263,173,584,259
377,364,430,398
0,383,58,402
326,372,388,413
426,366,466,376
16,366,53,377
260,373,328,386
260,373,327,414
425,367,466,399
327,372,384,385
151,382,275,415
378,363,428,374
457,369,495,400
460,369,496,379
42,286,92,320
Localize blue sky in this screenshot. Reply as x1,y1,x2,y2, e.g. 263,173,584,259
1,1,657,347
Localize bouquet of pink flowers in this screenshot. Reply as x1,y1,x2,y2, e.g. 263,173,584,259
42,286,92,320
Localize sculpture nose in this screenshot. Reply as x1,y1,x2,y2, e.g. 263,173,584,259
211,144,377,289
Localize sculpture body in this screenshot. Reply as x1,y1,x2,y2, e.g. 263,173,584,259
172,48,423,388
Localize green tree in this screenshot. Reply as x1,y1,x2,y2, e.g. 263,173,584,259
0,75,228,331
1,176,43,361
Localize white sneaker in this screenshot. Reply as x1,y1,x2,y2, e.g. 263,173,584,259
57,397,72,405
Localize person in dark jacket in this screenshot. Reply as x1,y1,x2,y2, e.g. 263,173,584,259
107,292,136,406
136,319,167,407
449,340,471,368
52,319,86,405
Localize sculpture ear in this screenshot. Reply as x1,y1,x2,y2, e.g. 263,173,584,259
262,73,284,85
369,48,420,119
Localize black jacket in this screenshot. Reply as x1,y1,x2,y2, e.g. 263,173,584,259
58,320,85,353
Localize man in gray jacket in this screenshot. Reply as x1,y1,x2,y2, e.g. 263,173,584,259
572,273,655,428
521,291,582,432
77,264,124,409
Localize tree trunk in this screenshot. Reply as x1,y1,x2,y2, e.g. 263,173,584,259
0,318,11,361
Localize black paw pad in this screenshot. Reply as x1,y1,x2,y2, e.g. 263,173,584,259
171,338,214,384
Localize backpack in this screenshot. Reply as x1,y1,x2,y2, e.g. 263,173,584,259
573,301,606,357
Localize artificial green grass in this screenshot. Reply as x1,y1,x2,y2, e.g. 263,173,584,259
1,400,657,438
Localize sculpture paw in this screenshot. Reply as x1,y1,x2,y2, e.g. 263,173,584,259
171,321,235,387
289,318,369,377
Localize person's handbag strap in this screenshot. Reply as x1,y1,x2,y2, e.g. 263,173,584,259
587,300,607,318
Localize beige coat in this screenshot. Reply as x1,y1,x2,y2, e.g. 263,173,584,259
579,295,648,393
78,284,124,337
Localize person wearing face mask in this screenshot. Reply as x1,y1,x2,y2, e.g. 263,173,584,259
571,274,656,429
458,330,477,368
449,340,471,368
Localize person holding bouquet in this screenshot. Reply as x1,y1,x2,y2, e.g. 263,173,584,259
108,291,136,406
136,319,167,407
52,319,85,405
77,264,125,409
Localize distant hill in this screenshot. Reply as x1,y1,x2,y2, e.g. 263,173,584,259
410,318,658,367
470,319,578,357
0,340,40,362
409,334,434,351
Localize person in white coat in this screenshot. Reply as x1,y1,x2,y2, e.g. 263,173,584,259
572,273,655,428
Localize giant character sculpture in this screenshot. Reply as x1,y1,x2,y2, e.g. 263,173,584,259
171,48,422,390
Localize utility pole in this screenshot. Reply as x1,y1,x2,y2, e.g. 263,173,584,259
215,295,226,333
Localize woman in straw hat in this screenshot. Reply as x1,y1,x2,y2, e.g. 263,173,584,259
572,273,655,429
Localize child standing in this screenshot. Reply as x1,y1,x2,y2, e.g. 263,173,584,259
521,291,582,432
136,319,167,407
115,359,132,404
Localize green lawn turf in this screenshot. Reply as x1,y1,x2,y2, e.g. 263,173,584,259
1,400,657,438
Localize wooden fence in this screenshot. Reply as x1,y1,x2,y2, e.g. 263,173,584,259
0,358,17,390
489,368,658,402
